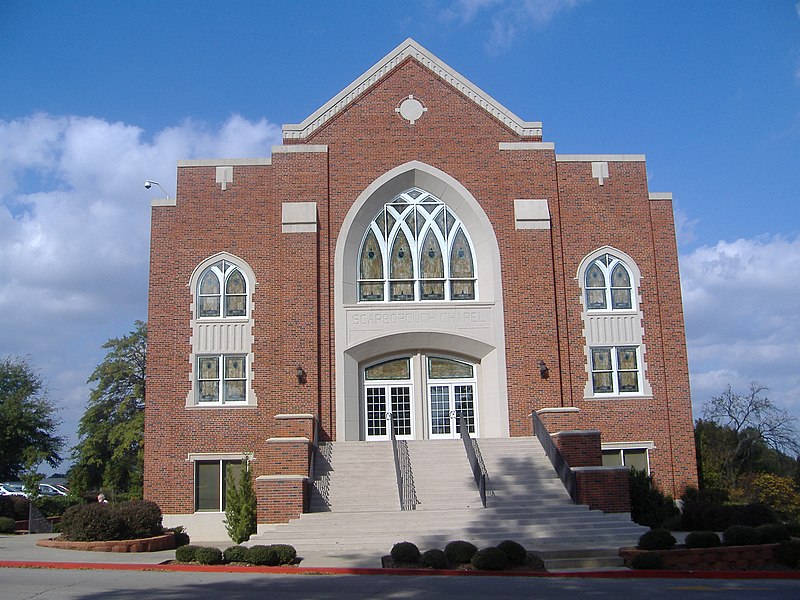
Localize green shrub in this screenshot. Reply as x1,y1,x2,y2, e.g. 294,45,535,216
755,523,790,544
0,516,16,534
165,525,190,547
685,531,721,549
420,548,448,569
194,546,224,565
630,551,664,570
497,540,527,565
34,495,80,518
629,469,679,528
175,544,201,562
637,528,676,551
735,503,777,527
223,545,249,563
444,540,478,564
786,521,800,537
114,499,162,539
246,545,278,566
776,539,800,568
390,541,420,564
681,500,777,532
224,458,257,544
471,547,509,571
723,525,760,546
271,544,297,565
59,503,121,541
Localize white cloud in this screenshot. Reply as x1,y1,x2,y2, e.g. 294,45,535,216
0,113,281,470
680,235,800,420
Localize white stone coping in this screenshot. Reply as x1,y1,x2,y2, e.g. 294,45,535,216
602,440,655,450
178,158,270,167
255,475,309,482
150,198,176,207
499,142,555,151
552,429,602,437
649,192,673,200
275,413,316,420
571,466,630,473
534,407,581,415
265,437,310,444
556,154,645,162
282,38,542,141
186,452,252,462
272,144,328,154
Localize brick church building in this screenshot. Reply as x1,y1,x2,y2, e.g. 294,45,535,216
144,39,697,539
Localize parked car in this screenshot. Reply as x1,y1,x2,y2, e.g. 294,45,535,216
0,483,27,496
37,483,68,496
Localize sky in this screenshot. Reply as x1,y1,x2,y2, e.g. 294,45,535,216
1,1,799,471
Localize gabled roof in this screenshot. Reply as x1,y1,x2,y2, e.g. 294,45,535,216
283,38,543,141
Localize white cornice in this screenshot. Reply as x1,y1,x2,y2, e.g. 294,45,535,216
556,154,646,162
283,38,543,141
178,158,270,167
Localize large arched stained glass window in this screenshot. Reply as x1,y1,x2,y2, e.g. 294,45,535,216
357,188,477,302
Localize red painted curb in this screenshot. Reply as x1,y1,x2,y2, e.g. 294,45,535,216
1,560,799,579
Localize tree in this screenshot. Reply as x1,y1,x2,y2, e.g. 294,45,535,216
224,456,257,544
70,321,146,497
0,356,63,480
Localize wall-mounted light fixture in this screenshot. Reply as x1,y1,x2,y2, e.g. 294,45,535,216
144,179,171,199
296,366,307,385
537,360,549,380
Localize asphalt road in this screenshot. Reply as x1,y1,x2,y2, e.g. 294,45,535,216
1,568,800,600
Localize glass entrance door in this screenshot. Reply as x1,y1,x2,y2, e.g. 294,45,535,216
427,357,477,439
364,358,414,440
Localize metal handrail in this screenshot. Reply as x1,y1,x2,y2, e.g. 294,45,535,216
457,411,487,507
387,412,417,510
531,410,577,502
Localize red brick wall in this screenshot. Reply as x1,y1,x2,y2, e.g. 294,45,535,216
553,430,602,467
256,478,307,524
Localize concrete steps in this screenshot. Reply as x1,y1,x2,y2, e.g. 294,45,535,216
250,436,647,570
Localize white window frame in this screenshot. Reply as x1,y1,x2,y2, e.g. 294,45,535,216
584,253,635,312
191,455,246,512
601,442,654,474
196,260,249,320
589,345,642,397
196,354,248,405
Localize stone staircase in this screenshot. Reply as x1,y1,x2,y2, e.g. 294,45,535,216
249,437,647,570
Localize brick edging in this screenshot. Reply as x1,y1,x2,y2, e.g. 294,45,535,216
36,533,175,553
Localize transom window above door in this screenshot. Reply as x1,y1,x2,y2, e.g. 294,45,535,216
358,188,476,302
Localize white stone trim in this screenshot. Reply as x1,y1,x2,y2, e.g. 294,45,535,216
649,192,673,201
602,440,655,450
282,202,318,233
499,142,554,151
271,144,329,154
535,407,580,415
265,437,310,444
256,475,309,482
556,154,645,162
151,198,176,207
275,413,315,420
186,452,249,462
178,158,270,167
283,38,543,141
514,199,551,230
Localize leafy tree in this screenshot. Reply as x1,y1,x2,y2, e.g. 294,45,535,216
224,456,257,544
70,321,146,497
0,356,63,480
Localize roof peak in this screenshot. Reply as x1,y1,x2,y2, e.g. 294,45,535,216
283,38,542,141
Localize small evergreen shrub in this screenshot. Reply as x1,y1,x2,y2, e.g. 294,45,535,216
246,545,278,566
420,548,448,569
175,544,201,562
223,545,249,563
471,547,509,571
637,528,676,551
685,531,721,549
114,499,163,539
0,516,16,534
723,525,760,546
776,539,800,568
194,546,224,565
444,540,478,564
390,541,421,564
271,544,297,565
629,469,679,528
630,551,664,570
165,525,190,547
755,523,790,544
497,540,527,565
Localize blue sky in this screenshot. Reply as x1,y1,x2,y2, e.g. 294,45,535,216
2,1,799,470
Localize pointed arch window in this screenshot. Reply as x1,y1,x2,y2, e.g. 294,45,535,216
357,188,477,302
197,260,249,318
584,254,633,311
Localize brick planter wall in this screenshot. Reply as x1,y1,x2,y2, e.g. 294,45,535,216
620,543,780,570
37,532,176,553
552,430,602,467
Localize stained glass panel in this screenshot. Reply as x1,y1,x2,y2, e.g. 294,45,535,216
200,271,220,295
450,280,475,300
359,282,384,302
429,357,473,379
611,289,632,310
199,296,221,318
449,228,474,278
359,230,383,280
586,289,606,310
225,295,246,317
617,347,637,370
592,348,612,371
390,231,413,279
226,271,245,294
592,372,613,394
365,358,411,380
611,263,630,288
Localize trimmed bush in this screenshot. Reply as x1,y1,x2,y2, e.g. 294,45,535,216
0,516,16,534
223,545,249,563
246,545,278,566
175,544,201,562
165,525,190,547
194,546,224,565
114,499,163,539
272,544,297,565
60,503,121,541
420,548,448,569
723,525,760,546
755,523,790,544
685,531,721,549
444,540,478,564
776,539,800,568
471,547,509,571
497,540,527,565
390,541,421,564
34,495,80,518
637,528,676,551
630,551,664,570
